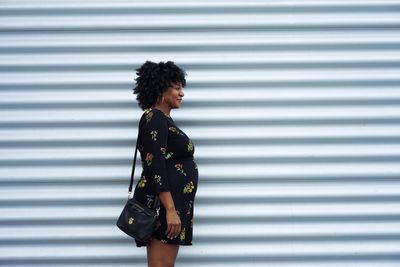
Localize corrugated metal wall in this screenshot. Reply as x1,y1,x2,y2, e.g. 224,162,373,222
1,0,400,266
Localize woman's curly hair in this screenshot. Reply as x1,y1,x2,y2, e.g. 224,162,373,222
133,60,187,110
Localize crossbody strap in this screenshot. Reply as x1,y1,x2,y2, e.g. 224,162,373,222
127,123,140,198
127,117,160,212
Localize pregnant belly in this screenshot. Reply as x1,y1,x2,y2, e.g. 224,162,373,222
166,157,199,198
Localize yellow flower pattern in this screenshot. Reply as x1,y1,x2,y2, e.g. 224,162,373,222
180,227,186,241
169,126,184,136
183,181,195,194
138,175,147,188
187,140,193,152
144,108,154,122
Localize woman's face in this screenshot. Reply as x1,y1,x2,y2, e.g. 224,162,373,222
162,82,184,109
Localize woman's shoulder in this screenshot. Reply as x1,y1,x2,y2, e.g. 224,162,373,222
141,107,171,123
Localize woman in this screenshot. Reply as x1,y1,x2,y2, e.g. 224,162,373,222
132,60,199,267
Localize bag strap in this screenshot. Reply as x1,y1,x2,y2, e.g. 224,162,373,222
127,118,160,211
127,123,140,198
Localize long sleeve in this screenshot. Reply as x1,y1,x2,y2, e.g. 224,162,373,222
140,109,170,194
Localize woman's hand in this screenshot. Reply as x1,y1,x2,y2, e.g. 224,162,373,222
165,208,181,239
158,191,181,239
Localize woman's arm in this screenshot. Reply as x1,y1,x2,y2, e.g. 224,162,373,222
159,191,181,239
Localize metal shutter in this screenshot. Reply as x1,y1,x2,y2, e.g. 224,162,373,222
1,1,400,266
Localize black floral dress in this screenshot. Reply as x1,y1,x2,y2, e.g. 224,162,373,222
133,107,199,247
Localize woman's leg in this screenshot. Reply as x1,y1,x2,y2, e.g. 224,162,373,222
147,238,179,267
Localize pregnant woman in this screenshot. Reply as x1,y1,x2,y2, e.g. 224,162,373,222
132,61,199,267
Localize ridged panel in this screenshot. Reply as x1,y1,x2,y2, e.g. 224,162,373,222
1,1,400,266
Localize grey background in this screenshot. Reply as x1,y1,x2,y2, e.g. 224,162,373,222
1,0,400,266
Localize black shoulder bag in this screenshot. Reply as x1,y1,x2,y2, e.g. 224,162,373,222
116,122,160,242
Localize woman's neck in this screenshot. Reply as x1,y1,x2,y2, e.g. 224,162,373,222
152,104,171,117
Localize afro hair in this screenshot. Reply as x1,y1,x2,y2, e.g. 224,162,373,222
133,60,187,110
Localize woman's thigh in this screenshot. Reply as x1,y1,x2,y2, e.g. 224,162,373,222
147,238,179,267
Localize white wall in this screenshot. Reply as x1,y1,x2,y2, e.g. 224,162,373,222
1,1,400,266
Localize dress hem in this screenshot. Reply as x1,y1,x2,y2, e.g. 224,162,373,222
135,236,193,247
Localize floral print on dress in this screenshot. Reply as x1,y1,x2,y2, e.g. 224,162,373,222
180,227,186,241
187,140,193,152
183,181,195,194
144,108,153,122
160,147,166,154
174,163,187,176
145,153,153,166
187,200,193,215
154,174,162,185
138,175,147,188
169,126,184,136
145,108,153,122
150,130,158,141
160,147,173,159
